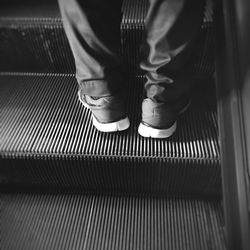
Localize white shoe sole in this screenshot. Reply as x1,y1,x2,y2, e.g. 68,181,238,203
93,116,130,132
78,91,130,132
138,100,191,139
138,121,177,139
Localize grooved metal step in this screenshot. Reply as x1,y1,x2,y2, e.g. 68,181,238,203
1,192,227,250
0,73,220,196
0,0,214,75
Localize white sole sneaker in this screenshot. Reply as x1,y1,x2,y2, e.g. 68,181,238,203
138,121,177,138
138,100,191,139
93,116,130,132
78,91,130,132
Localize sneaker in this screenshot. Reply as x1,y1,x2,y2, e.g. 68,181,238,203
78,90,130,132
138,97,191,139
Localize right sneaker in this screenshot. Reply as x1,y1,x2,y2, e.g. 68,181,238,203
138,97,191,139
78,90,130,132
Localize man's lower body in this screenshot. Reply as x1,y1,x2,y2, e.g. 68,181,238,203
58,0,205,138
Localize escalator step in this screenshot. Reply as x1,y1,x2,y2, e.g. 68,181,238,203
0,0,214,75
0,73,220,196
1,192,227,250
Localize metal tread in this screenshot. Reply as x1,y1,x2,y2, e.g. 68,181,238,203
0,72,221,195
1,192,227,250
0,73,219,160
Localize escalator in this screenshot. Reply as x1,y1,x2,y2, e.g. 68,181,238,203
0,0,249,249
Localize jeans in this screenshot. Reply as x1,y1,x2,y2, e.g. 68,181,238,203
58,0,205,102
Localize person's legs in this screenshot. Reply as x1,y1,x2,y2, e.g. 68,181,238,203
58,0,130,132
139,0,205,138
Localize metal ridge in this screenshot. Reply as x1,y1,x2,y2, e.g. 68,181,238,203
1,193,227,250
0,74,219,161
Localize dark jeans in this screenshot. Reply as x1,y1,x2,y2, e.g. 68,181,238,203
58,0,205,102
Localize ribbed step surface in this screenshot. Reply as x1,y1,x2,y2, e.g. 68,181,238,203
0,0,214,75
0,73,220,196
1,192,227,250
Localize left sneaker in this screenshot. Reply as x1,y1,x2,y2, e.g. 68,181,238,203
138,97,191,139
78,90,130,132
